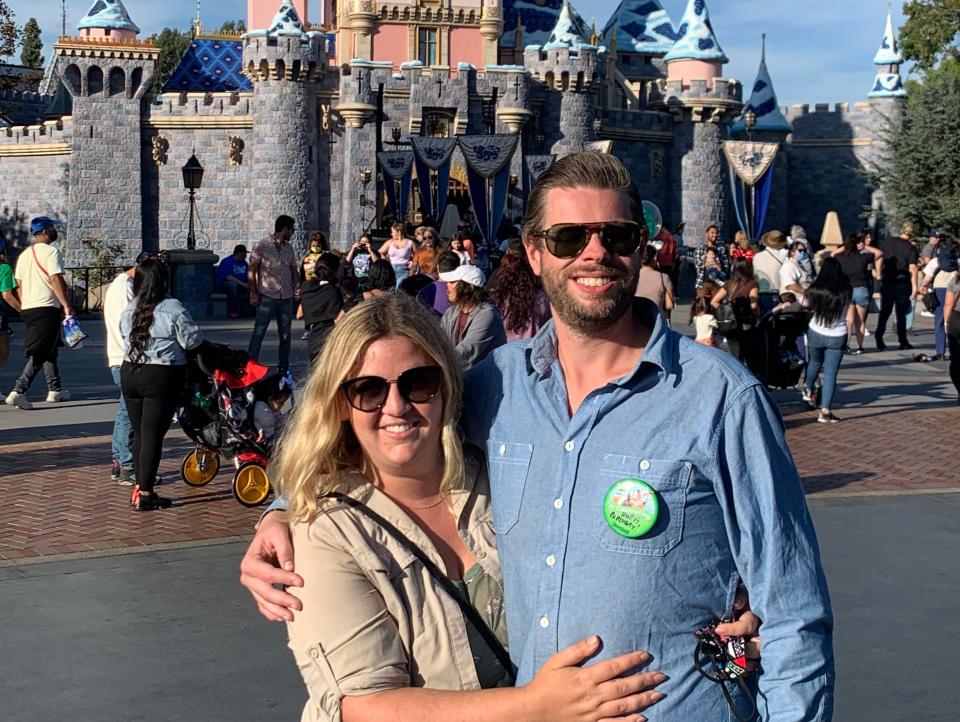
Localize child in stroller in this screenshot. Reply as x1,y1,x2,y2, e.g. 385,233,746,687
750,293,811,389
178,342,293,507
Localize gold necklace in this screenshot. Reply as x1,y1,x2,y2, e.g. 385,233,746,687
400,494,446,510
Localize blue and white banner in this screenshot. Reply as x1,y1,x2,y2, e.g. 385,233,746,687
458,135,519,245
410,137,457,224
377,151,415,221
723,141,779,241
525,154,556,184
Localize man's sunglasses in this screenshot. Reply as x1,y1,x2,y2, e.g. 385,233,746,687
340,365,443,412
531,221,645,259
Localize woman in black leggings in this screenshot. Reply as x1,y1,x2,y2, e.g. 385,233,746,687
120,259,203,511
945,273,960,404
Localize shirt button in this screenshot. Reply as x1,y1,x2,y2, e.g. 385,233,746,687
499,444,506,456
309,649,320,659
639,459,651,471
564,441,575,452
545,554,557,567
539,615,550,629
553,498,564,510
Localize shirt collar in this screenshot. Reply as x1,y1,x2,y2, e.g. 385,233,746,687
525,297,678,383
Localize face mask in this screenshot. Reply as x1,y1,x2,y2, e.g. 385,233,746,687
796,251,808,263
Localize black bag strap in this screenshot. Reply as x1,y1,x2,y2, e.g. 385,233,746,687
326,492,515,681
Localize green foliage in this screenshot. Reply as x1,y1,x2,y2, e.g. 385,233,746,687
19,17,42,69
146,27,191,95
218,20,247,34
0,1,15,59
884,60,960,236
900,0,960,71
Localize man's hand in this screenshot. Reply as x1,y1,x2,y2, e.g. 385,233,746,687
715,586,762,671
239,511,302,622
249,290,261,307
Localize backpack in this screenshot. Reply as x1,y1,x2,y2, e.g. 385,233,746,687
936,243,958,273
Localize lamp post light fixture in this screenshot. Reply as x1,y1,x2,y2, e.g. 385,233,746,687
182,153,204,250
743,108,757,141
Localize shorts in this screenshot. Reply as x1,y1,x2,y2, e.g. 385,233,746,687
851,285,871,308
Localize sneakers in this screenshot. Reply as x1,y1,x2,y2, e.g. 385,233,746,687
920,310,935,318
5,391,33,409
130,485,172,511
45,390,71,403
875,338,887,351
116,465,134,486
849,347,864,356
801,388,817,410
863,328,872,337
817,412,840,423
899,342,915,350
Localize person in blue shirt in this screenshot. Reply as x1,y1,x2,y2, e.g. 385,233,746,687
240,153,833,721
215,244,249,318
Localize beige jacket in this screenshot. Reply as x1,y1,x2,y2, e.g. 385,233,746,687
287,448,504,722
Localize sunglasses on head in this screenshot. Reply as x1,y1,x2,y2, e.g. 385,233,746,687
340,365,443,412
532,220,645,259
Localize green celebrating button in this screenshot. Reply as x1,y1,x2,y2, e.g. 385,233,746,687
603,478,659,538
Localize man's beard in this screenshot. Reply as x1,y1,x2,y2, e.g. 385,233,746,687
540,259,639,335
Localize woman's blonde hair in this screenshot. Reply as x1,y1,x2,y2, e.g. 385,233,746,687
277,293,465,521
734,230,749,249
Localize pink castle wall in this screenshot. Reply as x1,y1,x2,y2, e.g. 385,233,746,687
666,59,722,87
248,0,310,32
450,27,484,69
372,24,409,67
82,28,137,41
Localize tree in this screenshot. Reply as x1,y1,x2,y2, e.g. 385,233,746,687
146,27,191,95
0,1,16,59
900,0,960,71
218,20,247,34
882,61,960,237
20,17,42,69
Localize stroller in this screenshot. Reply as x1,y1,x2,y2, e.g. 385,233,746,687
746,308,811,390
177,342,293,507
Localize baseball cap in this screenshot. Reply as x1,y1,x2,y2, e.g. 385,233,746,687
930,230,942,238
30,216,63,235
439,264,485,287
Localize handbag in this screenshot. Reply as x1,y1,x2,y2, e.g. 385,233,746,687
922,289,939,313
714,303,738,334
325,492,515,682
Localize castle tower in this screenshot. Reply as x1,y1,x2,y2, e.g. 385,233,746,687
243,1,325,253
53,0,159,264
525,1,600,156
654,0,740,243
480,0,505,67
868,5,907,102
730,36,793,235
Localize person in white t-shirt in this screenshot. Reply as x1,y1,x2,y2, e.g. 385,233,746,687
780,240,812,301
4,217,73,410
801,258,852,424
104,259,138,483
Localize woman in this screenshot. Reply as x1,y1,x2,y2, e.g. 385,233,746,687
834,233,882,354
362,259,396,301
919,238,958,361
945,269,960,402
281,294,665,722
634,245,675,318
380,222,415,288
448,235,472,265
301,232,329,281
297,253,343,363
710,261,759,361
346,233,380,289
729,230,755,264
489,252,551,341
120,259,203,510
411,227,440,277
439,264,506,370
802,257,852,423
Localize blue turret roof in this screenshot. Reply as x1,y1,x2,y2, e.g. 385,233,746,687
601,1,677,55
163,38,252,93
245,1,308,38
869,73,907,97
731,39,793,134
501,0,567,50
78,0,140,34
543,0,591,49
873,8,903,65
663,0,727,63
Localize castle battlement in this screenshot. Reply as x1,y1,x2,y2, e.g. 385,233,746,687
648,77,742,107
0,117,73,149
375,4,482,26
601,109,673,134
242,33,327,82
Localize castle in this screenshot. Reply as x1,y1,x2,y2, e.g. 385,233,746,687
0,0,907,265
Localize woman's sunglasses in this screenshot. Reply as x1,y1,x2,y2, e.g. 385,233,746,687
340,365,443,412
531,220,645,259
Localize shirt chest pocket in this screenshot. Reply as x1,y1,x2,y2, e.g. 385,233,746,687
486,441,533,535
595,455,691,557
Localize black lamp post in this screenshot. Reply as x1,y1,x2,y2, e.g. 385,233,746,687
182,153,204,250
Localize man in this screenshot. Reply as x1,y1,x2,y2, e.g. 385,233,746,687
918,231,941,318
780,238,813,300
4,217,73,410
875,222,919,351
694,223,729,288
216,244,249,318
753,229,788,296
248,216,300,373
240,154,834,720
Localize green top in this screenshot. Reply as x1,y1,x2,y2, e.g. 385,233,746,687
0,263,15,294
452,564,511,689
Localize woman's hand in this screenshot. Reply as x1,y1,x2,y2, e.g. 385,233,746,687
524,636,666,722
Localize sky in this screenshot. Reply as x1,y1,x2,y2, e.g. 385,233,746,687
9,0,908,106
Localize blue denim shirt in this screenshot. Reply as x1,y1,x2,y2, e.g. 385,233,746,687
462,299,834,721
119,297,203,365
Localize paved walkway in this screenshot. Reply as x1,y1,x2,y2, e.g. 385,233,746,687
0,309,956,564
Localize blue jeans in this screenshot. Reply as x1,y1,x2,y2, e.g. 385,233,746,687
218,280,244,316
805,330,846,410
933,288,947,355
248,296,293,369
111,366,134,470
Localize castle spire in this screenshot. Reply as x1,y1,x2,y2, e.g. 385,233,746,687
663,0,727,64
869,3,906,98
602,0,676,55
267,1,308,38
77,0,140,36
544,0,591,49
731,35,793,134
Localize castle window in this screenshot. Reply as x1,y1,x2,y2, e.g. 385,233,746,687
418,28,437,66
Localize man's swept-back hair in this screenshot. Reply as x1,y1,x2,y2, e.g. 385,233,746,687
275,215,295,233
522,152,643,241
